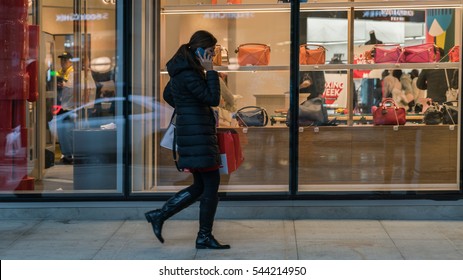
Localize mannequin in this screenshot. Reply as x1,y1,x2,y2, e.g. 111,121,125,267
366,30,383,45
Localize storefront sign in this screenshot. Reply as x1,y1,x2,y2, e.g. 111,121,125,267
56,13,109,22
204,13,254,19
355,9,424,22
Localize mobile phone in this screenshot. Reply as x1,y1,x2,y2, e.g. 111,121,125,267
196,47,206,57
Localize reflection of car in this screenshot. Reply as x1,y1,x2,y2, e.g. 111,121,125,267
52,95,171,134
50,95,172,190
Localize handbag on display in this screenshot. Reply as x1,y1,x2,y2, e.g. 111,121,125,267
213,45,229,66
448,45,460,62
235,43,271,66
445,69,459,102
372,44,402,63
371,98,406,125
299,44,326,65
236,106,269,127
401,43,440,63
286,97,329,126
160,112,177,150
423,102,443,125
441,101,458,125
217,129,244,174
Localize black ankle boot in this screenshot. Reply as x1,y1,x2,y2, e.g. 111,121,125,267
195,197,230,250
145,189,196,243
196,233,231,249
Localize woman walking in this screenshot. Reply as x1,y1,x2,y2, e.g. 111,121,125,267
145,30,230,250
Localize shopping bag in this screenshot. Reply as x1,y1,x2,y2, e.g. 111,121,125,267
160,112,177,150
401,43,439,63
235,43,271,66
299,44,326,65
371,98,406,125
373,44,402,63
217,130,244,174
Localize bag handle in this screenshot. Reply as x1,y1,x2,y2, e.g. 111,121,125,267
300,44,326,50
380,98,399,108
235,43,271,53
444,69,452,91
442,103,456,125
236,106,269,127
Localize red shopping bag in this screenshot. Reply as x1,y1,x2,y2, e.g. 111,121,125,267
217,130,244,174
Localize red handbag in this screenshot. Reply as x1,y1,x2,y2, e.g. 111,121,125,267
373,44,402,63
371,98,406,125
401,43,439,63
235,43,270,66
217,130,244,174
448,45,460,62
299,44,326,65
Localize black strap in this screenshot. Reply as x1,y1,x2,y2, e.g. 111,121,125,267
170,110,183,172
172,127,183,172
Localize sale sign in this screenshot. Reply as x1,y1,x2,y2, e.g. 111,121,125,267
322,73,347,108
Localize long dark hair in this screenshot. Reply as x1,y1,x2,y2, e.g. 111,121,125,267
173,30,217,76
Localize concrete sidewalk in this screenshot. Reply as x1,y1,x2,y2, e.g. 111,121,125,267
1,218,463,259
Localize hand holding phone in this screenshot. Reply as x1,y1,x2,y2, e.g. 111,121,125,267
196,47,206,58
195,47,213,71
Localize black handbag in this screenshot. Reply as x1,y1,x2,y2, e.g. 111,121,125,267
441,101,458,124
423,102,443,125
286,97,329,126
236,106,269,127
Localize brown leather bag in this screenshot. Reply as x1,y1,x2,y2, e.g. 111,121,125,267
299,44,326,65
213,45,229,66
235,43,271,66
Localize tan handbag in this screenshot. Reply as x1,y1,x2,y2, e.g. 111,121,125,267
235,43,271,66
299,44,326,65
213,45,229,66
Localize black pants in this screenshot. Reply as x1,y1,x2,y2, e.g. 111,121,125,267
184,169,220,200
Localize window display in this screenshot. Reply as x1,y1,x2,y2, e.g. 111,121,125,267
1,0,461,198
155,0,461,194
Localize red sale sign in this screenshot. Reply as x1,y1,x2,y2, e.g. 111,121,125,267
322,73,347,107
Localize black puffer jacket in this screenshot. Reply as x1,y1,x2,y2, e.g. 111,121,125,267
163,53,221,169
416,69,455,104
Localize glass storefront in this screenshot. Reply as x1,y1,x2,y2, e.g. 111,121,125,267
0,0,461,199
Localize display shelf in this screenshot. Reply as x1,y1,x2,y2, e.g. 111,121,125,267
159,62,459,74
301,62,461,71
161,1,462,15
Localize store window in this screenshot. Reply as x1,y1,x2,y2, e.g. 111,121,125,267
151,1,461,195
0,0,120,195
146,0,293,194
1,0,460,198
297,6,461,192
